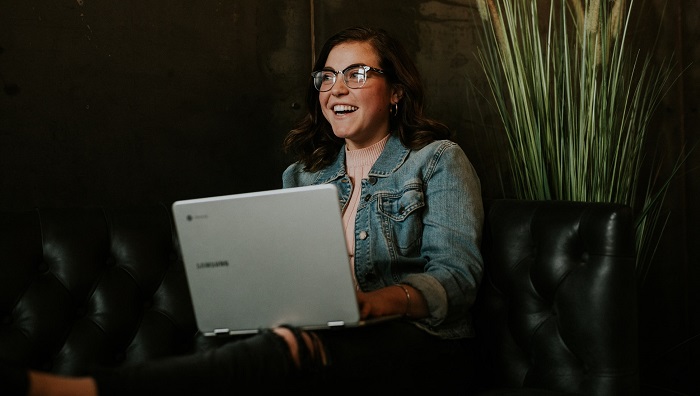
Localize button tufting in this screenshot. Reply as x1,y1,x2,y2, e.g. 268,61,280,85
114,352,126,364
37,262,49,274
74,306,86,318
107,256,118,266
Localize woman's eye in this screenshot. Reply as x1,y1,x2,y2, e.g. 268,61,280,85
350,71,365,82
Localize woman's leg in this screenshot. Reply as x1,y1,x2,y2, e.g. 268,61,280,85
314,321,477,394
18,326,328,396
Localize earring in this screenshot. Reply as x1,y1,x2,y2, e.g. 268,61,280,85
390,103,398,117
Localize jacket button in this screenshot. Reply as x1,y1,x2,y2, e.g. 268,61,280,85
359,231,368,240
368,176,377,185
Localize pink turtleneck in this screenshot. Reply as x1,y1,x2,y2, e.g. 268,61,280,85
343,134,389,285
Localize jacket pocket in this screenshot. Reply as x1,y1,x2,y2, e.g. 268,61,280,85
377,187,425,254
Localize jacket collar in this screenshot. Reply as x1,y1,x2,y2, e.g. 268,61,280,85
315,133,410,184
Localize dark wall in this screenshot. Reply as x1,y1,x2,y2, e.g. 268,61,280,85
1,1,698,394
0,1,310,208
634,2,700,394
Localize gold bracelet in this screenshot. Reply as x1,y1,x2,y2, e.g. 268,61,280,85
394,284,411,317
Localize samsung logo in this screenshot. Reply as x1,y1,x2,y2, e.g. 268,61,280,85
196,260,229,269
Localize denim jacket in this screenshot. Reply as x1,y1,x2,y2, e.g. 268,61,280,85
282,133,484,339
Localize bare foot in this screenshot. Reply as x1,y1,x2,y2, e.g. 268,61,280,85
272,327,326,368
27,371,98,396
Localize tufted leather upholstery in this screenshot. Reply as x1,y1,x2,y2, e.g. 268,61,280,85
0,205,213,375
474,200,639,395
0,200,639,394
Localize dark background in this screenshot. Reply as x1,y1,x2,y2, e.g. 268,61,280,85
1,1,697,394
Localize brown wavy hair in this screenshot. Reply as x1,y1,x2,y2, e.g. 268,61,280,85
283,26,452,172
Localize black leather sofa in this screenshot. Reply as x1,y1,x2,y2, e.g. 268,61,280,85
0,199,639,395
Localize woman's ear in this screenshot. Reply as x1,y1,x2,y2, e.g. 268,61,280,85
391,86,404,104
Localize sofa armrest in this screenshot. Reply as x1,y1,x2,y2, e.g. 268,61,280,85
474,199,639,395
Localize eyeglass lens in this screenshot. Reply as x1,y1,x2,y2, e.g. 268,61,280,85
312,66,368,92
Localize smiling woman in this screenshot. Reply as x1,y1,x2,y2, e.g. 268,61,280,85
282,26,484,391
284,27,456,172
10,26,485,395
314,41,398,149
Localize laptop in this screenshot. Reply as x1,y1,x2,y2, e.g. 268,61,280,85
172,184,396,336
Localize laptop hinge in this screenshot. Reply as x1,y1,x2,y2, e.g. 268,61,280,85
213,328,231,336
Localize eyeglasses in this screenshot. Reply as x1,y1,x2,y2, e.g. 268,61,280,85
311,64,385,92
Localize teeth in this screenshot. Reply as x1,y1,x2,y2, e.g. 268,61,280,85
333,105,358,113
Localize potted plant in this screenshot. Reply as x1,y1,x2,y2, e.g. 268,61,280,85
473,0,689,284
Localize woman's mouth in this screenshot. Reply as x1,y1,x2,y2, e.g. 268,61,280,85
334,105,358,115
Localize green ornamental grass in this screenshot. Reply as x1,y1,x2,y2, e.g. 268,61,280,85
474,0,686,284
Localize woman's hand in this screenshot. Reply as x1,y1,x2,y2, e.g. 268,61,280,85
356,284,428,319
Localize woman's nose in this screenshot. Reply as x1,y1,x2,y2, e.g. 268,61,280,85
330,77,349,96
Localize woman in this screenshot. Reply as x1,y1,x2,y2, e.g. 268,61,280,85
7,26,483,395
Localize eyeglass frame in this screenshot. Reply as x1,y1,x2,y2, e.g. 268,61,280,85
311,64,385,92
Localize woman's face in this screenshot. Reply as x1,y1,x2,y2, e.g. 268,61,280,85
319,41,400,150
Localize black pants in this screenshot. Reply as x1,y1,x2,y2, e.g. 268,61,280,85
317,321,476,394
93,321,476,395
